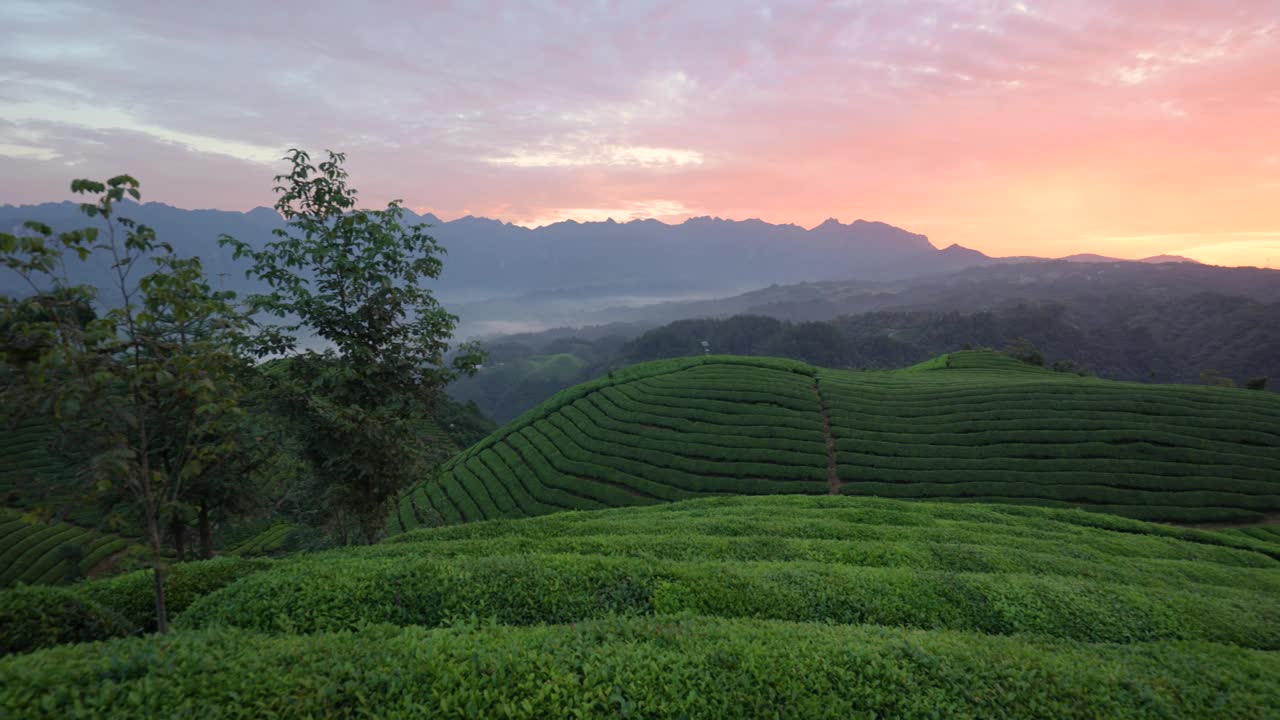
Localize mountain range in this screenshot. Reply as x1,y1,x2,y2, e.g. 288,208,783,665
1,201,1199,309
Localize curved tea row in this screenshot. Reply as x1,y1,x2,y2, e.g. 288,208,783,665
0,510,131,588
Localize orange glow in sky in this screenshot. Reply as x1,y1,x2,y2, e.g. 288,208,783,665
1,2,1278,266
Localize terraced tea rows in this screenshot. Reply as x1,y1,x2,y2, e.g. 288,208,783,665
6,495,1278,717
1215,524,1280,556
822,351,1280,523
230,523,297,556
0,510,131,587
0,421,96,527
191,496,1280,642
390,355,828,531
392,351,1280,532
415,415,458,456
9,616,1276,718
1,422,141,587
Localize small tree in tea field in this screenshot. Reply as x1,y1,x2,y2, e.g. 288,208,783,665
0,176,249,632
221,149,483,543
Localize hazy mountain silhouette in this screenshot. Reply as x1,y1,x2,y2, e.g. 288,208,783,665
1058,252,1199,264
585,260,1279,328
0,201,1203,334
2,201,947,299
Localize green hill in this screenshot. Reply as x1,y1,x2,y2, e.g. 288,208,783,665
0,510,134,587
391,350,1280,533
1,418,142,588
228,522,298,557
1,420,155,586
3,496,1277,716
0,420,97,528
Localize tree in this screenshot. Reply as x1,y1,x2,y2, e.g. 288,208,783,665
0,176,249,632
434,398,498,448
180,387,274,559
0,287,97,368
221,149,483,543
1245,377,1268,391
1199,369,1235,388
1005,337,1045,367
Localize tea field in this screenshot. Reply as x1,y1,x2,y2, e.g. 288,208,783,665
0,420,98,528
390,350,1280,533
3,351,1278,717
0,510,133,588
2,495,1277,717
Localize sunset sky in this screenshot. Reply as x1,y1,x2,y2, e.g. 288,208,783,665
2,1,1278,266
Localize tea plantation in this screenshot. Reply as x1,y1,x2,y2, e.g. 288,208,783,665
229,522,298,556
3,351,1278,717
2,496,1277,717
0,423,144,588
0,510,133,588
0,420,98,528
390,350,1280,532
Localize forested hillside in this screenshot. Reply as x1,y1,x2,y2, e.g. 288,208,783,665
454,291,1279,422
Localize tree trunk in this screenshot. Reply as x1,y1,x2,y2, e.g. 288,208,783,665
146,514,170,634
171,516,186,562
198,501,212,559
151,563,169,634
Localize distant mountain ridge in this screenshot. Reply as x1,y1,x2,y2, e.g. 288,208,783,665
1058,252,1200,264
580,259,1278,328
1,201,1197,305
937,244,1199,266
1,201,938,299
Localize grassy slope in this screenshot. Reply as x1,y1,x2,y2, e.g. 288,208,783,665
4,495,1278,717
391,350,1280,532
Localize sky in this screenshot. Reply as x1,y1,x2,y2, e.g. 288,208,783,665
1,1,1278,267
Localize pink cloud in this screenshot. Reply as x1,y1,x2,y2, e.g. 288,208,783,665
1,0,1277,265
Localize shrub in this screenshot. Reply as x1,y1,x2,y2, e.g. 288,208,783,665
3,617,1278,718
1200,369,1236,387
1005,338,1045,367
0,585,132,655
80,556,273,632
176,552,1277,649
